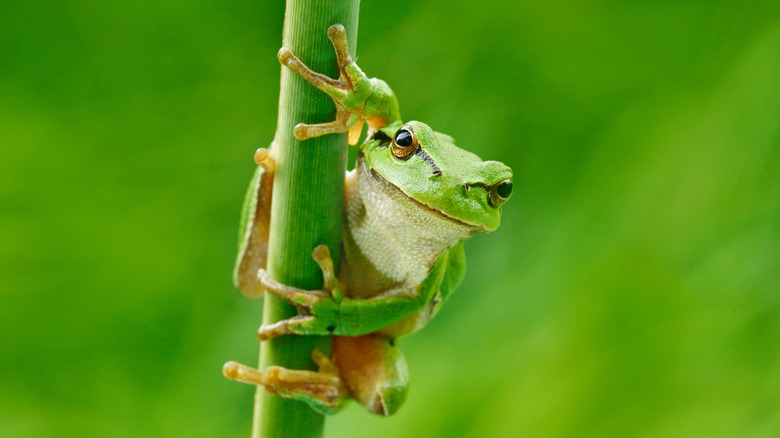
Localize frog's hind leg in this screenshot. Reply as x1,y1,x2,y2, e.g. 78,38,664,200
223,349,348,415
234,147,277,299
333,334,410,416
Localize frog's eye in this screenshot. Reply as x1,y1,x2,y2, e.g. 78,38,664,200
392,125,418,159
489,179,513,207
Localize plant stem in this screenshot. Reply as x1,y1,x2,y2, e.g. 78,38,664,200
252,1,360,438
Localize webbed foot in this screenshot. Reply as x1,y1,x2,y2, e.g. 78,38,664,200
278,24,375,144
256,245,342,340
223,348,347,415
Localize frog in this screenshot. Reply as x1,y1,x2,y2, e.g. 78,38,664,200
223,24,513,417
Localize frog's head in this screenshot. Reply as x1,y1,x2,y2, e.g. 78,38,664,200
362,121,513,232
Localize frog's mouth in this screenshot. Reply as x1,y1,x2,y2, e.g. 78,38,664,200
359,154,485,231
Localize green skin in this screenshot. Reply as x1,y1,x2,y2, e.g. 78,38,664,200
224,24,513,417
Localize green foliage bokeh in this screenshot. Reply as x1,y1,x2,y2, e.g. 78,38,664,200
1,1,778,437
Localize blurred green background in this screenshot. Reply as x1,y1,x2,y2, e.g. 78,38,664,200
2,0,779,436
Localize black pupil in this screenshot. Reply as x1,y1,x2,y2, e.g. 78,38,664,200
395,129,413,147
496,180,513,198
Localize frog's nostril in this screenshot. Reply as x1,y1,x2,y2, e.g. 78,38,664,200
489,179,513,207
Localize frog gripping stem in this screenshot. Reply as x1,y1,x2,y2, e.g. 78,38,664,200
277,24,392,144
223,349,348,416
226,18,515,426
255,245,339,341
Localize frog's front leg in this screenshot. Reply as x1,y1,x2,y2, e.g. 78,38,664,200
256,245,341,341
278,24,400,144
257,245,432,341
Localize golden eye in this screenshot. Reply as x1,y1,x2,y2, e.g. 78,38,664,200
391,125,418,159
489,179,513,207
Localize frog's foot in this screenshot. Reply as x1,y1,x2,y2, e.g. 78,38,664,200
278,24,372,144
257,245,341,340
223,349,347,415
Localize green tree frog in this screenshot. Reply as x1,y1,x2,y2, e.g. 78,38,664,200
223,24,513,416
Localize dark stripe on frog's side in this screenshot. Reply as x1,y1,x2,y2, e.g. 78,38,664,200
462,182,490,193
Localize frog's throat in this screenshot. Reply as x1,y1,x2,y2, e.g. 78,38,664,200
359,155,485,232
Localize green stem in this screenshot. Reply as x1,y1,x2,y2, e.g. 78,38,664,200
252,1,360,438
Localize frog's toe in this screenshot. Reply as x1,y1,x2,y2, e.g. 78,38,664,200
258,314,337,340
254,147,275,172
327,24,352,65
311,244,339,293
327,24,346,43
294,121,349,141
258,268,328,308
277,47,294,65
257,315,315,340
